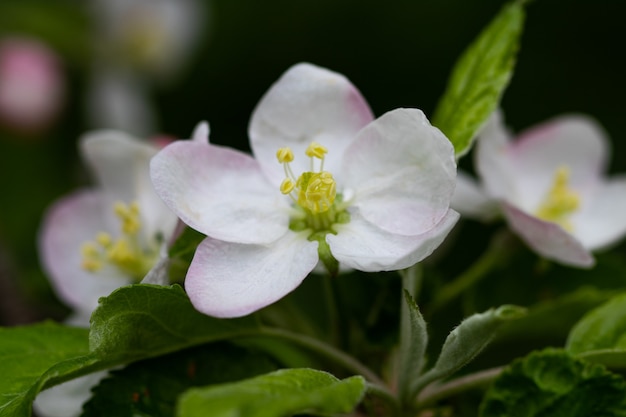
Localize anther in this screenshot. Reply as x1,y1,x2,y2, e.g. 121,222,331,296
280,178,296,194
305,142,327,159
276,147,294,163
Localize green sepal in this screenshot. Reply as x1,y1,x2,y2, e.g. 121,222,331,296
309,232,339,276
413,305,526,396
398,289,428,405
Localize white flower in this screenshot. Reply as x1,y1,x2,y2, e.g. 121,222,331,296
38,126,207,317
151,63,459,318
34,125,208,417
452,111,626,267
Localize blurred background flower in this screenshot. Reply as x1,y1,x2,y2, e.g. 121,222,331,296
0,0,625,326
0,37,65,135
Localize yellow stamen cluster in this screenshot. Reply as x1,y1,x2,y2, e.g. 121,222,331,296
535,166,580,231
277,142,336,214
81,201,156,280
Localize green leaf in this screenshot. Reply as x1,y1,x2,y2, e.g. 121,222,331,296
0,285,259,417
566,292,626,369
432,1,525,157
497,287,613,345
0,322,95,417
398,290,428,405
89,284,258,361
176,368,366,417
479,348,626,417
82,343,278,417
414,305,526,394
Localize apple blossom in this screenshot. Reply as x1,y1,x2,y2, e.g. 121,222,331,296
150,63,459,318
37,126,210,320
452,112,626,267
34,124,208,417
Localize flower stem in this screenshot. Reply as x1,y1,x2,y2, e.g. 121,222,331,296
416,366,503,408
256,326,388,388
367,382,402,416
322,273,341,347
428,230,513,314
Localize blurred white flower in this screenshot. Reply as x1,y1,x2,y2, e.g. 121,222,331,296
452,111,626,267
34,124,208,417
86,0,206,136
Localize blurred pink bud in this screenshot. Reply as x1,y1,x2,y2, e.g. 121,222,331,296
0,37,65,135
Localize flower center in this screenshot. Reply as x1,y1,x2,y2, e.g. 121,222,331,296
80,201,159,281
277,143,350,274
535,166,580,231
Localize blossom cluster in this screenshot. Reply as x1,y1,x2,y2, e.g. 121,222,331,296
40,63,626,325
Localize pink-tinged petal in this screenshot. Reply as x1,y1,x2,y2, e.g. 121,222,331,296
38,190,131,313
342,108,456,236
80,130,177,242
475,110,518,202
150,141,290,244
502,203,594,267
249,62,374,185
451,170,500,221
502,115,608,210
191,120,210,143
327,209,459,272
185,232,319,318
572,177,626,250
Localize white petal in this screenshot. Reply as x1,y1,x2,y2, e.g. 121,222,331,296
80,129,178,242
572,176,626,249
327,209,459,272
191,120,210,143
38,190,131,312
475,110,518,202
502,203,594,267
185,232,319,318
343,108,456,235
451,170,499,221
150,141,290,244
34,371,109,417
249,63,374,185
481,115,610,211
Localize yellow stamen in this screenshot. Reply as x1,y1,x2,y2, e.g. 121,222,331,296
297,171,337,213
80,201,158,280
96,232,112,247
276,147,294,163
280,178,296,195
277,142,338,214
114,201,141,235
535,166,580,231
305,142,327,159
